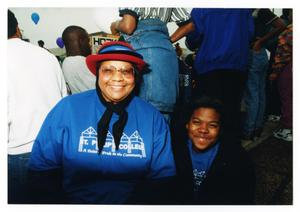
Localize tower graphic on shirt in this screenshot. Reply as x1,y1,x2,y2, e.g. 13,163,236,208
78,126,146,158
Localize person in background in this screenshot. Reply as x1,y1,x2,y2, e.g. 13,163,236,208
242,9,286,140
7,9,68,203
110,8,194,123
280,9,292,24
185,8,254,140
62,25,96,94
28,41,176,204
269,9,293,142
171,96,256,204
265,8,292,123
175,43,192,106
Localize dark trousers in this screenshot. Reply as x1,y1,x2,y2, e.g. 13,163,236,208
8,153,31,203
193,69,246,138
278,63,292,129
266,50,281,116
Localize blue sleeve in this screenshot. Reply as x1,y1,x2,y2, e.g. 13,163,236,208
146,112,176,179
191,8,204,35
28,98,69,171
185,30,203,51
247,9,255,41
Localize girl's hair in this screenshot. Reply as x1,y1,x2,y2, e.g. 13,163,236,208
184,96,225,126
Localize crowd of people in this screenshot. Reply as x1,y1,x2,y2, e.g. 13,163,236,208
7,8,292,204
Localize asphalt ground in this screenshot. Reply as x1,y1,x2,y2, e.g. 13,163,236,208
241,121,293,205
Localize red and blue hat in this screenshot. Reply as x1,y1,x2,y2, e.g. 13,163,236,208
86,41,146,75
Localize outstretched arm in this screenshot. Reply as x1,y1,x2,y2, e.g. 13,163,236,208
170,22,195,43
253,17,286,51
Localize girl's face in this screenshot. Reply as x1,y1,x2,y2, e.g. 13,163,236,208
186,107,221,151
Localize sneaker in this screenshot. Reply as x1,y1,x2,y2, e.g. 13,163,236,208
268,115,281,122
273,128,292,142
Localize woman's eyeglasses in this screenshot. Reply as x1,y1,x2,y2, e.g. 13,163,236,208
100,65,134,79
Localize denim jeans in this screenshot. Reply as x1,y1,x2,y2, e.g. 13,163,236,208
8,153,31,203
243,49,269,135
122,19,179,113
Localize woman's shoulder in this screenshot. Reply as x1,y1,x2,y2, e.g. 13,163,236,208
64,89,96,101
54,90,97,109
131,96,159,112
130,96,167,123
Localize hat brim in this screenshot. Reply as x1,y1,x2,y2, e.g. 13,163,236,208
86,53,146,76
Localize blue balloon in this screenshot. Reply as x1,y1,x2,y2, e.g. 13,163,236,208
31,12,40,25
56,37,64,48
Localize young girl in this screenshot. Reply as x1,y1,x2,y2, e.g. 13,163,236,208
171,96,256,204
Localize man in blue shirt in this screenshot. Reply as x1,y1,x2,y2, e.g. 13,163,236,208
186,8,254,139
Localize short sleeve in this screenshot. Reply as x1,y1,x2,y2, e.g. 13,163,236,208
258,9,278,26
191,8,205,34
247,10,255,39
171,8,191,26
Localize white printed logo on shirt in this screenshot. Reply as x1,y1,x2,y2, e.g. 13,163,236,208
78,126,146,158
193,169,206,191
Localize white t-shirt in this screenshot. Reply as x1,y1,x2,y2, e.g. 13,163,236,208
7,38,68,155
62,56,95,94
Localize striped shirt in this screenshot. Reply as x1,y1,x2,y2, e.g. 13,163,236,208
119,8,191,26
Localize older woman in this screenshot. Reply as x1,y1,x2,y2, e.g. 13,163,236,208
28,41,176,204
171,96,256,204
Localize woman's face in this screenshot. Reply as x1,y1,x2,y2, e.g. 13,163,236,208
186,107,221,151
98,60,135,103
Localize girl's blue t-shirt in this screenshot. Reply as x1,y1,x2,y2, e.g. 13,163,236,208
29,90,176,204
188,140,220,195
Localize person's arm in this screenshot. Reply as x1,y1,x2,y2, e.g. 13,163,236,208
170,21,195,43
169,8,194,43
253,10,286,51
111,10,138,35
185,29,203,51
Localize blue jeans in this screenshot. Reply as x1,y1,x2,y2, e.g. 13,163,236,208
243,49,269,135
8,153,31,203
122,19,179,113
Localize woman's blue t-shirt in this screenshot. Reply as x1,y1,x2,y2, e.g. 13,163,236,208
29,90,176,203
